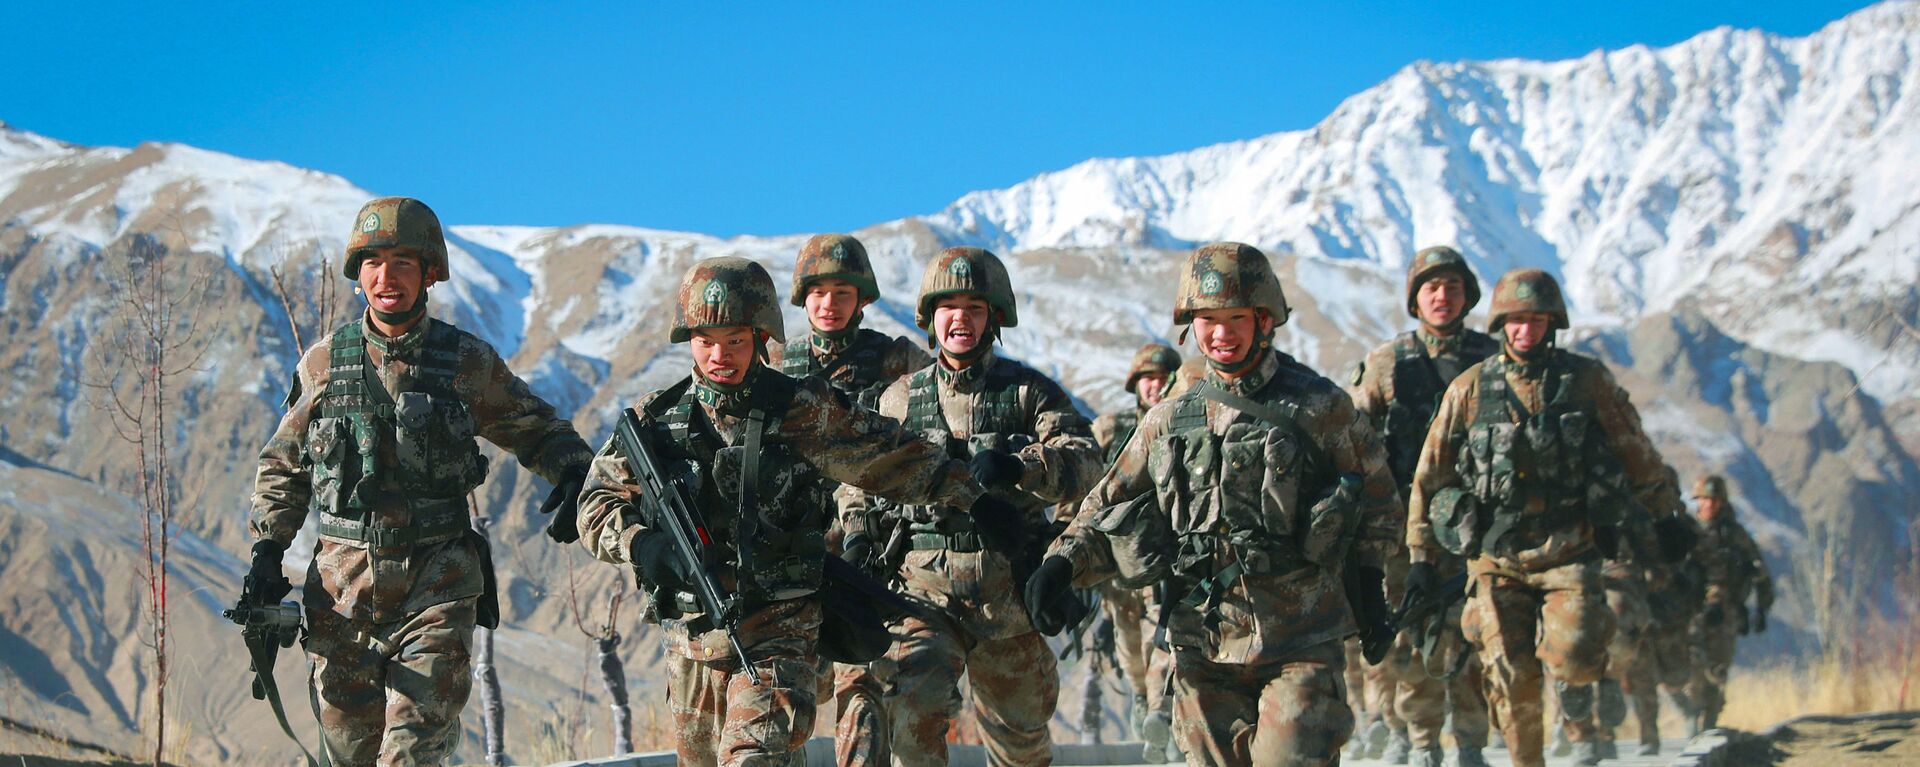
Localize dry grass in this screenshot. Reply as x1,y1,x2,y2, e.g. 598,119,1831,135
1718,649,1920,730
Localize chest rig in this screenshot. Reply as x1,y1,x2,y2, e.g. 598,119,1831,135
1104,409,1141,467
888,361,1032,551
1451,354,1629,556
646,372,832,608
779,329,893,409
1381,331,1499,488
307,320,485,546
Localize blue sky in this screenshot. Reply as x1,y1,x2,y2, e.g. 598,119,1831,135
0,1,1877,236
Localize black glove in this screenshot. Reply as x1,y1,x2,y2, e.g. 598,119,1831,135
1703,602,1726,628
243,539,293,607
1023,556,1087,636
1593,524,1621,560
631,532,698,595
969,494,1027,553
1346,566,1395,664
840,533,876,568
969,449,1025,492
1400,561,1439,617
1754,604,1769,633
1653,515,1698,562
540,466,589,544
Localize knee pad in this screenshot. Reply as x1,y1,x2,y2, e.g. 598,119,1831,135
1596,679,1626,727
1558,681,1595,720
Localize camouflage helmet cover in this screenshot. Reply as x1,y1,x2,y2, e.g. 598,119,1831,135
1405,245,1482,318
345,197,450,282
1125,343,1182,394
1172,242,1291,327
1486,268,1569,332
671,256,786,343
789,233,880,306
914,246,1018,329
1691,475,1729,503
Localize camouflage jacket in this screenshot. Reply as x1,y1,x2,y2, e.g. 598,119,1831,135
842,350,1102,640
1698,511,1773,616
1052,350,1402,664
1092,407,1143,464
579,364,984,660
251,314,593,623
1348,327,1502,493
1407,347,1666,574
770,327,932,408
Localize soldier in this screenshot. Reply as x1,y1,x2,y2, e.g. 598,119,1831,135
1405,268,1675,767
1685,474,1773,734
771,233,932,767
575,256,1016,767
842,246,1103,767
1088,343,1182,740
1347,245,1500,767
1643,468,1711,741
243,197,593,765
1029,242,1402,767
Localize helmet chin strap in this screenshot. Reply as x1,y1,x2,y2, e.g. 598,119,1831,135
1204,329,1272,376
367,287,429,326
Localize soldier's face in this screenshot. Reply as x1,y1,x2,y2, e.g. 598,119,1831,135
356,247,430,314
1503,312,1553,353
1417,274,1467,328
690,326,757,385
1136,374,1169,407
933,295,992,357
1696,497,1723,522
805,278,866,333
1191,309,1270,369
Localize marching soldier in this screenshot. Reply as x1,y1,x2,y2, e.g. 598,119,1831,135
575,256,1016,767
1347,245,1500,767
245,197,593,765
1405,268,1675,767
843,246,1104,767
1685,474,1773,733
1031,242,1402,766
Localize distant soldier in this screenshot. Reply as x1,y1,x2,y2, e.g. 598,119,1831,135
770,233,931,767
1347,246,1500,767
244,197,593,765
1406,268,1672,767
1685,474,1773,733
844,246,1104,767
1032,242,1402,766
576,256,1013,767
1642,467,1713,738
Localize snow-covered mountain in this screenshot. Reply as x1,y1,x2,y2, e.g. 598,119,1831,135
1,1,1917,760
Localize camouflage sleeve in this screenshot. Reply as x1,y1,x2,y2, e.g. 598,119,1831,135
1014,372,1103,504
576,391,668,565
249,342,332,546
1090,412,1118,454
837,377,909,541
790,376,983,510
1308,381,1402,570
1406,371,1477,564
1049,403,1172,585
883,334,935,381
1580,361,1668,521
461,339,595,484
1735,521,1773,609
1346,343,1394,431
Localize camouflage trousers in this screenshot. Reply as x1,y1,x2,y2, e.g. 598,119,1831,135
1565,561,1653,746
1686,618,1739,729
1341,640,1369,725
306,596,475,766
883,610,1058,767
1373,629,1490,749
811,659,887,767
1101,582,1151,697
1461,558,1614,767
670,652,819,767
1170,640,1352,767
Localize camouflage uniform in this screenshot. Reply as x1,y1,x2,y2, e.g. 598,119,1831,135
1408,269,1669,767
1049,243,1403,767
576,257,987,767
844,247,1102,767
1685,476,1772,733
1347,246,1499,767
250,198,594,766
771,234,931,767
1644,491,1711,735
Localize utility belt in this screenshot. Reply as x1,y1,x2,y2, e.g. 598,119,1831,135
1171,530,1312,610
317,496,468,548
905,514,986,553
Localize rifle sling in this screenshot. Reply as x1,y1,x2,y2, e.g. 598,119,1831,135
245,629,328,767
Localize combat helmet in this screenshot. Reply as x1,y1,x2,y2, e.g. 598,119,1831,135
345,197,450,282
1486,268,1568,332
1172,242,1291,327
790,233,880,306
1125,343,1182,394
914,247,1018,329
1691,475,1729,503
671,256,786,343
1405,245,1481,318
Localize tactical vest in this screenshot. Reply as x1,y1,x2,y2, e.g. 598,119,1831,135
1381,331,1498,488
644,373,832,611
1104,409,1141,466
1450,354,1630,556
779,329,894,409
890,360,1033,551
306,320,487,546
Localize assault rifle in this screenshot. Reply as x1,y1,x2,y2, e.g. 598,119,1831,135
1393,569,1471,679
613,407,763,685
224,596,326,766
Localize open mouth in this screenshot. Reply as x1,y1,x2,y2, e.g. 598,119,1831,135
710,367,741,380
944,326,978,346
372,291,407,310
1206,343,1240,361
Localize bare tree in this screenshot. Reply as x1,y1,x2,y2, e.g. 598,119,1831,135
83,227,216,767
566,552,633,754
266,240,341,354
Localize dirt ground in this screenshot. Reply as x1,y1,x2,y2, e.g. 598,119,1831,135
1770,714,1920,765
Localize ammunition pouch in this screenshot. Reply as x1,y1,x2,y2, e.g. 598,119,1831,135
1092,492,1170,588
316,498,469,548
1430,487,1483,557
